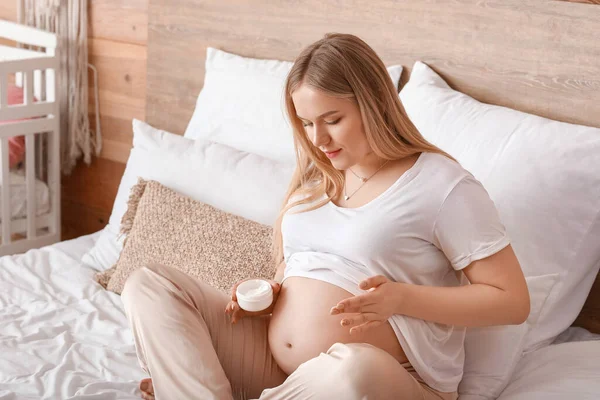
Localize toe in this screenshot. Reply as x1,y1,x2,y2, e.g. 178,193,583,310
140,378,154,396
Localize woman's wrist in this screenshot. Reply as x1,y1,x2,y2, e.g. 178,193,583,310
391,281,406,315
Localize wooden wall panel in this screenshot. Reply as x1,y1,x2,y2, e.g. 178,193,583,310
62,157,126,213
61,157,126,240
574,276,600,334
88,37,146,163
88,0,148,44
0,2,17,20
62,0,148,239
558,0,600,4
0,2,17,47
147,0,600,135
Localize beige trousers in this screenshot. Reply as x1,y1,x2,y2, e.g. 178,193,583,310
122,263,459,400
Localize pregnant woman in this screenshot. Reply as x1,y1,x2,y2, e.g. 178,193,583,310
122,33,530,400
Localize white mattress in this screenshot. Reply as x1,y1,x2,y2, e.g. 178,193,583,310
1,170,50,220
0,235,598,399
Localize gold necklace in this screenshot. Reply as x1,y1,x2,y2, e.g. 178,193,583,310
344,160,390,201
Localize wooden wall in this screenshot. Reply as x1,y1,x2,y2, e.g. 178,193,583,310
1,0,598,240
1,1,146,240
61,0,147,239
0,2,17,45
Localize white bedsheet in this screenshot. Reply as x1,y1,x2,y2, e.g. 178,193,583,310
0,234,598,399
498,339,600,400
0,233,144,399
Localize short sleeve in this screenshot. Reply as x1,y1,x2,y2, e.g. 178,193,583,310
432,175,510,270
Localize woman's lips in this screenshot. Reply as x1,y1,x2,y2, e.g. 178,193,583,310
325,149,342,159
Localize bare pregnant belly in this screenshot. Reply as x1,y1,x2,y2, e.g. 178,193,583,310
268,277,408,375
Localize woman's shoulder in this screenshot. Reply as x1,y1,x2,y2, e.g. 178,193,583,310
418,152,473,186
418,153,494,212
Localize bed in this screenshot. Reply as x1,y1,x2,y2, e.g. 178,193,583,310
0,233,144,399
0,235,597,399
2,0,600,399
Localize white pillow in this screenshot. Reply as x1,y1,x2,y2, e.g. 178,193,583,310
400,61,600,396
400,61,600,348
82,119,294,271
184,47,403,164
459,273,560,399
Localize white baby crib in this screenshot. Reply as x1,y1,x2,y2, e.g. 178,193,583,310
0,19,60,256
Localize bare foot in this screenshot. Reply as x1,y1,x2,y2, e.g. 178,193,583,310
139,378,154,400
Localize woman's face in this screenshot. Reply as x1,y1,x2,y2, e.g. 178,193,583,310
292,84,374,171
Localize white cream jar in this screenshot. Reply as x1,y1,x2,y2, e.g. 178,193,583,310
235,279,274,312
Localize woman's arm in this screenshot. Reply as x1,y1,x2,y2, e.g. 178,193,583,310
333,245,530,332
393,245,530,327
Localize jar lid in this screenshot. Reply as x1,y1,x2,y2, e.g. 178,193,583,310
236,279,273,303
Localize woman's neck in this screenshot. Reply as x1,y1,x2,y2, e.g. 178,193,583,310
348,154,388,179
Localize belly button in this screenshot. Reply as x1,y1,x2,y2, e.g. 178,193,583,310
285,343,292,349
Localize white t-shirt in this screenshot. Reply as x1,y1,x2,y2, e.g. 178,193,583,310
281,152,510,393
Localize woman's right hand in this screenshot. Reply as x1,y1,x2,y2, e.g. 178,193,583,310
224,279,282,324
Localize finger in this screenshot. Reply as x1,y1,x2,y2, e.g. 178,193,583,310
350,320,384,335
270,280,281,295
224,301,235,315
340,312,378,328
359,275,388,290
331,304,362,314
230,278,249,301
227,301,239,315
231,303,243,324
331,295,373,314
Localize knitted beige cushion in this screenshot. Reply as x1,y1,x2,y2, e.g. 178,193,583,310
95,179,275,294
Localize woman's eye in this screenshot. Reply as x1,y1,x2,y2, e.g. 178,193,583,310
325,118,341,125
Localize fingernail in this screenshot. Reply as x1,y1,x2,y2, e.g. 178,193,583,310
337,303,345,310
140,381,148,391
360,282,367,288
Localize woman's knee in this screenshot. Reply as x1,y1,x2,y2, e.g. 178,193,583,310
264,344,407,399
328,342,398,369
328,343,408,397
121,264,167,308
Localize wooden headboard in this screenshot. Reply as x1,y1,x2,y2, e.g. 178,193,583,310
145,0,600,333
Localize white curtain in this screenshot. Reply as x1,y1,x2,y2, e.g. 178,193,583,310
19,0,101,174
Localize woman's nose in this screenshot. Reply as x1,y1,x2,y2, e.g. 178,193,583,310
311,125,330,147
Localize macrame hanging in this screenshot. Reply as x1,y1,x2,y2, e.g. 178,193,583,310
18,0,101,174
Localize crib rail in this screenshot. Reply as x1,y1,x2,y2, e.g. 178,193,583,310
0,21,60,256
0,20,57,49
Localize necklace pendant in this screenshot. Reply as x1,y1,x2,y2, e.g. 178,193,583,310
344,195,350,201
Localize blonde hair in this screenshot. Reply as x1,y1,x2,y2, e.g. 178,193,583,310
272,33,454,266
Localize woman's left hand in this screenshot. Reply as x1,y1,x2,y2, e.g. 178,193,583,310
330,275,399,335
